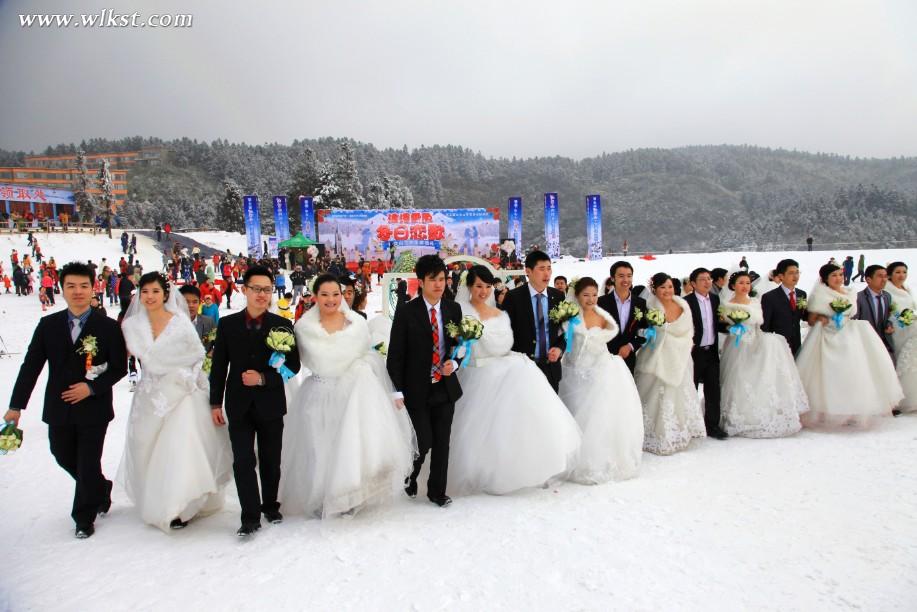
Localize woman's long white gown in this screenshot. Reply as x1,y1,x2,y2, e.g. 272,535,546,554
635,295,706,455
719,299,809,437
795,283,903,426
281,308,416,518
448,306,581,495
886,283,917,413
559,306,644,483
118,315,233,533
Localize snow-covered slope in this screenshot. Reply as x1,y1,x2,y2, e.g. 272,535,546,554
1,232,915,611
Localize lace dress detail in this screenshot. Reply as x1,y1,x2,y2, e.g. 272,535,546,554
886,284,917,412
719,300,809,438
559,307,643,482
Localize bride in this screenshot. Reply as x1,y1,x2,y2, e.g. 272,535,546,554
118,272,232,532
559,277,643,483
718,271,809,437
635,272,706,455
886,262,917,413
450,265,580,495
280,274,415,518
796,263,903,427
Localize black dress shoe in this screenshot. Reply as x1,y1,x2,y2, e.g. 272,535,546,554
75,524,95,539
236,523,261,537
708,428,729,440
428,495,452,507
892,409,902,417
263,511,283,524
404,478,418,498
98,480,113,517
170,518,189,530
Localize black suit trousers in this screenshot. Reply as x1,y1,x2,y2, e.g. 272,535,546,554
692,347,721,432
48,423,111,526
408,381,454,500
227,408,284,524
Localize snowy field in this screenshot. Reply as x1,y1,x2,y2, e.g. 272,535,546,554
1,231,916,611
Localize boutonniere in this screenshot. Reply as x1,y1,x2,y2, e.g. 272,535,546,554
373,342,388,356
76,335,99,372
796,297,808,311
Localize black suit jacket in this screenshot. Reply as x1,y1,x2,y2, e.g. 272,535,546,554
684,292,728,350
387,296,463,410
761,286,807,354
9,309,128,426
500,283,567,383
208,311,301,421
596,291,647,371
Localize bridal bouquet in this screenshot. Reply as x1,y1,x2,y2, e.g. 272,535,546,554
640,308,666,348
266,328,297,381
896,308,914,328
829,298,852,329
446,316,484,367
718,307,751,346
549,301,582,353
0,421,23,455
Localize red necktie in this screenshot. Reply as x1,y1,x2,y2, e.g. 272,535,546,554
430,307,441,382
789,291,796,310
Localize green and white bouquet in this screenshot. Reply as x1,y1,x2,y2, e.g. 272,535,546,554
0,421,23,455
829,297,852,329
446,316,484,365
640,308,666,348
266,328,297,380
718,307,751,346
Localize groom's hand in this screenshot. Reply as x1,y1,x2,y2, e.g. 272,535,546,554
442,360,457,376
241,370,263,386
547,347,562,363
617,345,633,359
61,383,91,404
3,409,20,426
210,406,226,426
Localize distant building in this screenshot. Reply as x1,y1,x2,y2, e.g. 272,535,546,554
1,184,76,220
0,166,127,207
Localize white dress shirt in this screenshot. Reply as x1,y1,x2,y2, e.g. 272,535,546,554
695,291,716,347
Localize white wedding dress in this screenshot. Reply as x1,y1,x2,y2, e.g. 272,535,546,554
719,299,809,437
280,306,416,518
449,304,581,495
635,295,706,455
796,283,903,426
118,298,232,533
886,283,917,413
559,306,643,483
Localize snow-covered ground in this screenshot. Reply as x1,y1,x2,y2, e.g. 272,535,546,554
2,232,916,611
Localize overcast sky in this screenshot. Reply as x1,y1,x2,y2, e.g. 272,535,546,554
1,0,916,159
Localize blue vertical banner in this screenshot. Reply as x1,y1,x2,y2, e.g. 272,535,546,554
586,194,603,260
243,195,263,258
544,193,560,259
272,196,290,242
507,196,523,254
299,195,316,240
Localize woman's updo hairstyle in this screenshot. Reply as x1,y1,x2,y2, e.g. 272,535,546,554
727,270,752,290
650,272,672,293
465,265,495,287
138,271,170,300
312,273,340,294
573,276,599,295
818,263,841,284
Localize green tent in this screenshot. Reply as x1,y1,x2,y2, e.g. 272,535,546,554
278,232,319,248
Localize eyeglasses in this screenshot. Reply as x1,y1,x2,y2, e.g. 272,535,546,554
245,285,273,295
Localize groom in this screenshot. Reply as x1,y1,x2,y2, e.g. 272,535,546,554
854,265,895,356
7,262,128,538
761,258,807,355
210,265,301,537
596,260,647,374
684,268,729,440
500,250,566,392
387,254,463,507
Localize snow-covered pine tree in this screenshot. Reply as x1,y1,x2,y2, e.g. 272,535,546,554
288,147,323,225
97,158,115,238
73,150,97,226
219,178,246,233
333,142,364,209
